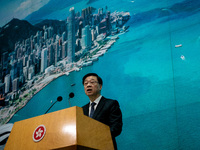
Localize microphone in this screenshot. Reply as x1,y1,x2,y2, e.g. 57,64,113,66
45,96,63,114
57,96,63,101
68,92,74,107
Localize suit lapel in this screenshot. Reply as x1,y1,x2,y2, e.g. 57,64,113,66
92,96,106,119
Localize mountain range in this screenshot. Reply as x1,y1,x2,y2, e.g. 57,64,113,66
0,18,41,58
0,18,66,61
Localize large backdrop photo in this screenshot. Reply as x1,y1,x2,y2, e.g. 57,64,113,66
0,0,200,149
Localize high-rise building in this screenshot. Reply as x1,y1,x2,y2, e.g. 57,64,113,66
23,55,28,67
48,44,54,66
41,48,48,73
81,7,94,26
62,41,68,59
23,67,28,81
54,42,59,65
17,59,23,77
16,46,23,59
44,30,48,40
4,74,11,94
26,59,32,68
78,21,83,38
1,52,9,82
28,65,35,80
36,31,40,45
62,32,66,42
0,66,2,83
67,7,76,63
91,29,97,41
81,25,92,50
98,8,103,15
96,25,99,35
106,11,111,32
48,27,54,39
12,78,19,92
35,57,41,75
29,53,35,64
30,36,34,51
1,52,8,69
0,83,5,95
10,61,18,81
76,39,81,52
98,19,107,34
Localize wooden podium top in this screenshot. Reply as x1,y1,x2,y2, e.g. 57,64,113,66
5,106,114,150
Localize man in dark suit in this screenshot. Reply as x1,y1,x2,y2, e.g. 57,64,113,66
82,73,123,150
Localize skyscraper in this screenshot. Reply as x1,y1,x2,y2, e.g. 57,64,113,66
17,58,23,77
28,65,35,80
12,78,19,92
4,74,11,94
81,7,94,26
41,48,48,73
48,44,54,66
62,41,68,59
54,42,59,65
10,61,18,81
1,52,8,69
62,32,66,42
23,67,28,81
81,25,92,50
67,7,76,63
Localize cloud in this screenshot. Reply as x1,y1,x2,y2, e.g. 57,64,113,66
0,0,50,26
14,0,50,19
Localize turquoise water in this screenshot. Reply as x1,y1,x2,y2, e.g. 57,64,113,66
9,0,200,149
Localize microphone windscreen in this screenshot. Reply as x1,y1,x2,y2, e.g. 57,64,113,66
57,96,63,101
69,92,74,98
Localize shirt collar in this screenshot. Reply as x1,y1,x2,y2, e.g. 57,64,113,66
90,95,102,106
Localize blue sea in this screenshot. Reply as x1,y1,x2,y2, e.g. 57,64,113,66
9,0,200,149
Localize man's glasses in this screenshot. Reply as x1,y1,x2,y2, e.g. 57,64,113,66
84,80,98,86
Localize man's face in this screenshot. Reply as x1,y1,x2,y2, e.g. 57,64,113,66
83,76,102,98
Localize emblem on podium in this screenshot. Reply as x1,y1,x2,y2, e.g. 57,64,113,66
33,125,46,142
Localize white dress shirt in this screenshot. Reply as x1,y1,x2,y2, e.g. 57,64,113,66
89,95,102,116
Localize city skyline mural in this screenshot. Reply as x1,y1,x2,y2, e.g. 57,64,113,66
1,0,200,149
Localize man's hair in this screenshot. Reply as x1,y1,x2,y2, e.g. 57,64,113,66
82,73,103,85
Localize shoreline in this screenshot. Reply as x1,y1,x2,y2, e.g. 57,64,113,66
0,29,127,125
2,73,66,124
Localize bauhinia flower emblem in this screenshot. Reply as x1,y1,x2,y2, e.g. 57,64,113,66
33,125,46,142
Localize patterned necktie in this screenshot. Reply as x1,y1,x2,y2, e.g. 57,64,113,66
90,102,96,118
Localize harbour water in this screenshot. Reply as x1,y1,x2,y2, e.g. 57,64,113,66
8,0,200,149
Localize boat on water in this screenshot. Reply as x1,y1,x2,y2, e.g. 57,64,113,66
71,83,76,86
175,44,182,48
180,55,185,60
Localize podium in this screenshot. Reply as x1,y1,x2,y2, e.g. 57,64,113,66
4,106,114,150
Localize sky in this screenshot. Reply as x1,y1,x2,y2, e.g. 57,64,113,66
0,0,50,27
